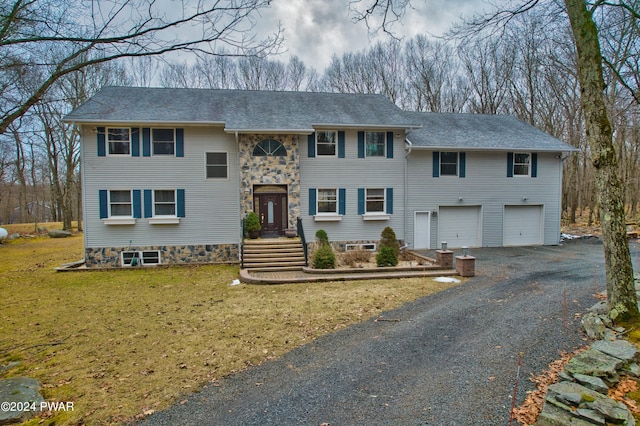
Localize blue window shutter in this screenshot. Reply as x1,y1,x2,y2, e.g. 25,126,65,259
144,190,152,218
176,128,184,157
142,128,151,157
177,189,185,217
309,188,317,215
459,152,466,178
338,131,345,158
339,188,346,215
133,190,141,218
432,151,440,177
358,188,365,214
507,152,514,177
386,132,394,159
99,190,108,218
357,131,365,158
97,127,106,157
308,133,316,158
131,128,140,157
531,153,538,178
386,188,393,214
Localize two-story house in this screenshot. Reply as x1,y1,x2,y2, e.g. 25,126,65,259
64,87,575,268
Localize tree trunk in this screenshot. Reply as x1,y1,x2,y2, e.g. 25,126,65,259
564,0,638,320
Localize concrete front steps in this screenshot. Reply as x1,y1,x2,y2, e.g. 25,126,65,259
242,237,307,270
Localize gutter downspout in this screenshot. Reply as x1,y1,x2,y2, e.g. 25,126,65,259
235,131,243,265
404,137,413,249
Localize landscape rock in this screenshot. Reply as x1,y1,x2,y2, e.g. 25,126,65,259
591,339,639,363
0,377,45,425
564,348,623,384
47,229,71,238
535,316,640,425
581,312,608,339
572,373,608,394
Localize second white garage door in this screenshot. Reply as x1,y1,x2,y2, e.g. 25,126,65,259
503,205,543,246
438,206,482,248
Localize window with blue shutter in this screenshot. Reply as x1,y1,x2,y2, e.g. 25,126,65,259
131,128,140,157
459,152,466,178
132,190,141,218
338,131,345,158
176,129,184,157
357,132,365,158
339,188,346,215
386,132,394,159
357,188,365,214
309,188,317,215
99,190,108,218
531,153,538,178
142,128,151,157
177,189,185,217
144,190,152,217
507,152,514,177
97,127,106,157
308,133,316,158
432,152,440,177
386,188,393,214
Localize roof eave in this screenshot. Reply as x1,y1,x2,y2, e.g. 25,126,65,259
408,145,579,152
224,128,316,135
63,118,227,126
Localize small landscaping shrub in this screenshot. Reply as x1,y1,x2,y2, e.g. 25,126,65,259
376,246,398,267
376,226,399,266
379,226,400,252
315,229,329,245
313,243,336,269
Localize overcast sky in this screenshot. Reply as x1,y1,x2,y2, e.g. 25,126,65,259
255,0,486,71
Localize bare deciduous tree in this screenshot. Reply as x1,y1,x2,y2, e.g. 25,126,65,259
0,0,282,135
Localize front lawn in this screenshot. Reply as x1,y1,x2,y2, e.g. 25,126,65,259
0,224,462,424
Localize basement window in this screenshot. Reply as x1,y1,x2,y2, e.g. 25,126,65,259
345,243,377,251
121,250,161,266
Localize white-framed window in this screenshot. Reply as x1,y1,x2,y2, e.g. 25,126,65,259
346,243,377,251
365,132,385,157
206,152,228,179
316,131,337,156
317,188,338,214
253,139,286,156
121,250,161,267
154,190,176,216
440,152,459,176
152,128,175,155
366,188,385,213
109,190,132,217
107,128,131,155
513,153,531,176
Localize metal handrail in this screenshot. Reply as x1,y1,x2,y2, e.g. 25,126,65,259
296,217,308,266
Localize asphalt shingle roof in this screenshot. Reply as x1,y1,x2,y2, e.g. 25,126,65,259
65,87,576,152
405,111,576,152
64,86,418,132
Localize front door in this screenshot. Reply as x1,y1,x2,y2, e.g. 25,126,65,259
253,185,288,237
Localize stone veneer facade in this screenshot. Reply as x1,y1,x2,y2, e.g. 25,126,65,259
238,134,300,230
85,244,238,268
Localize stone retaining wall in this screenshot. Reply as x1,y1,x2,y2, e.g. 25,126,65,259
85,244,239,268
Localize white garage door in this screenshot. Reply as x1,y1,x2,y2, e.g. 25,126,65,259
503,205,543,246
438,206,481,248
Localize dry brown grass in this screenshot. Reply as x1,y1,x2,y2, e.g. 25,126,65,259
0,223,463,425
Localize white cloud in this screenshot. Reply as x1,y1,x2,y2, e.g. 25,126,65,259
260,0,483,71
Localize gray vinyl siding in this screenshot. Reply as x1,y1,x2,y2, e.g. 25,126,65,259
82,125,240,248
406,150,563,249
299,130,406,244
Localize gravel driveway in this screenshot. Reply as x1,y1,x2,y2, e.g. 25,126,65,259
142,239,640,425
